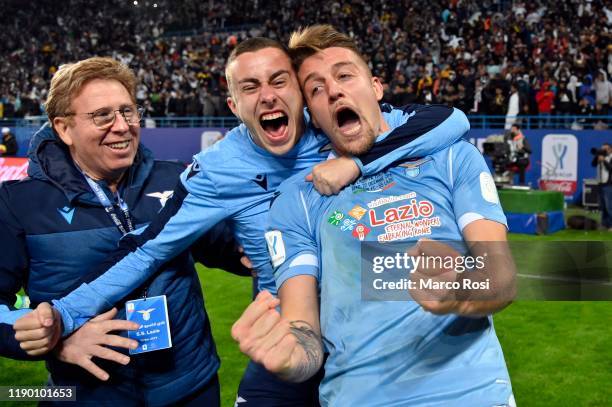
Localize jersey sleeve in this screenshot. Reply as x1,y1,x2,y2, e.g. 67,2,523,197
355,105,470,176
266,185,320,291
53,161,231,335
450,140,507,230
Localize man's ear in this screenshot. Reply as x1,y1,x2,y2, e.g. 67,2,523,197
53,117,73,146
372,77,384,101
226,96,238,117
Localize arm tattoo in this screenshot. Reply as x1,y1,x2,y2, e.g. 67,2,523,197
281,320,323,383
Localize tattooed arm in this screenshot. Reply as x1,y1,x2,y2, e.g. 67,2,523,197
231,276,323,382
277,275,323,382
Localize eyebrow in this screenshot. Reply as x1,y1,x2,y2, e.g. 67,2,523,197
269,69,290,82
89,103,134,113
331,61,358,72
302,61,358,87
237,69,291,87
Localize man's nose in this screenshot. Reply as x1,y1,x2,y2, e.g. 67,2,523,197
260,85,277,105
328,80,344,102
110,110,130,132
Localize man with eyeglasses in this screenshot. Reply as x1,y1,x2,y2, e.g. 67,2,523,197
0,57,248,406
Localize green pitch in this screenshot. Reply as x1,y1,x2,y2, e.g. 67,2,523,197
1,229,611,406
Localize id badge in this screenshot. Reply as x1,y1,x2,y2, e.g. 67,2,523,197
126,295,172,355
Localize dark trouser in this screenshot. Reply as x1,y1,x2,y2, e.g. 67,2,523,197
599,184,612,228
236,360,323,406
41,374,220,407
515,159,529,185
176,374,220,407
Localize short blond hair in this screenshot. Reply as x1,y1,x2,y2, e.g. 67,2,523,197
288,24,367,72
45,57,137,124
225,37,288,97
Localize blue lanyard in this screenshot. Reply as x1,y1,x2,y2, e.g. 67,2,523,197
83,174,134,236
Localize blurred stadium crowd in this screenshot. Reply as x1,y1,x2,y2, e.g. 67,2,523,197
1,0,611,125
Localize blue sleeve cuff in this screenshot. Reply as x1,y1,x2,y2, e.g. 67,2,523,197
276,265,319,291
53,283,114,337
352,157,366,177
457,212,508,231
0,305,31,324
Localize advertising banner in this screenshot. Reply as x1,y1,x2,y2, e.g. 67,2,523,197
7,126,611,204
539,134,578,197
0,157,28,182
467,129,611,203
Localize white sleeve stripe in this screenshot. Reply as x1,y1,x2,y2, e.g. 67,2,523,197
299,190,312,231
448,146,454,188
289,253,318,268
458,212,484,230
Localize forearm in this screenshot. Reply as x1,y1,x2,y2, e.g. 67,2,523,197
277,320,324,383
454,221,517,316
454,241,517,316
453,274,515,317
277,275,323,382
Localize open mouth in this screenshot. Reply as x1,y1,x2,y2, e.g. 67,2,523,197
335,107,362,136
260,111,289,140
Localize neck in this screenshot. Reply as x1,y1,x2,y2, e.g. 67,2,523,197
378,116,390,134
72,157,125,194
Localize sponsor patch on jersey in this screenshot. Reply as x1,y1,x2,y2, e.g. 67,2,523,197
368,198,442,242
352,224,371,241
479,172,499,204
351,173,394,193
348,205,367,220
367,192,417,209
340,218,357,232
265,230,286,268
399,157,431,178
369,198,434,227
327,210,344,226
377,216,441,242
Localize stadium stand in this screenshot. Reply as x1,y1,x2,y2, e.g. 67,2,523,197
1,0,611,129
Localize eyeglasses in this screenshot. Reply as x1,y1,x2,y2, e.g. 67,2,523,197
64,105,145,128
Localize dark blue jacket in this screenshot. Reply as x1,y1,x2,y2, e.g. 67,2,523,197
0,124,233,405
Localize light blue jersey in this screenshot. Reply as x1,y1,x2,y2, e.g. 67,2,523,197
269,111,513,406
52,105,469,334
